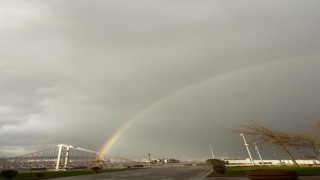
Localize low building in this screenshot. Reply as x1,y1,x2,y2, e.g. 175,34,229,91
225,159,320,166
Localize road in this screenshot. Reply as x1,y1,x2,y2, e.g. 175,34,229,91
52,166,212,180
51,166,320,180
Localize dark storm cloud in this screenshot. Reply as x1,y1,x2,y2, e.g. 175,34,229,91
1,0,320,159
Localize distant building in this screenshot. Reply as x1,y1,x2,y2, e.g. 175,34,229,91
163,158,179,163
225,159,320,166
141,158,180,164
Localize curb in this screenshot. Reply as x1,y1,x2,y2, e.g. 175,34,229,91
203,168,213,177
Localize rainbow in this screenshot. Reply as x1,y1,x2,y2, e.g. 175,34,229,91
99,71,233,155
99,97,168,155
98,59,295,155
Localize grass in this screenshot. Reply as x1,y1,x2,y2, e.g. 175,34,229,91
0,168,133,180
208,166,320,177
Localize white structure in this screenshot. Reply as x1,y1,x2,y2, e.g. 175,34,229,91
209,144,215,159
240,133,255,166
55,144,101,169
202,143,215,159
254,143,264,165
226,159,320,166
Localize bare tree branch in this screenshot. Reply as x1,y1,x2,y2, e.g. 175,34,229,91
287,132,320,159
231,122,299,166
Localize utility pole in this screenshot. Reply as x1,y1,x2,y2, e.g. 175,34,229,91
254,143,264,165
147,153,151,168
240,133,255,166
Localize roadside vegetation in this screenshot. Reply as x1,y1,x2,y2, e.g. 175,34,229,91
206,159,227,174
207,121,320,177
231,121,320,166
207,166,320,177
0,168,132,180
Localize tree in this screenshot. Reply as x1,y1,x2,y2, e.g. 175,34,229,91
287,132,320,159
309,121,320,133
307,121,320,137
232,122,299,167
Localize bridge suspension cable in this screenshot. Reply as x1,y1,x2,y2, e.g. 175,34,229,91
0,144,137,170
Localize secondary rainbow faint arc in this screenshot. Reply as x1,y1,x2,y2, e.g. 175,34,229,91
98,59,295,155
99,73,229,155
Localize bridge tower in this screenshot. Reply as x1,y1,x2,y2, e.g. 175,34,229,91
55,144,102,170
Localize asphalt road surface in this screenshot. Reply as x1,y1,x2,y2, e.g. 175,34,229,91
52,166,213,180
51,166,320,180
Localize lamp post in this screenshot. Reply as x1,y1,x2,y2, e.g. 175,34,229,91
254,143,264,165
202,143,215,159
240,133,255,166
209,144,215,159
147,153,151,168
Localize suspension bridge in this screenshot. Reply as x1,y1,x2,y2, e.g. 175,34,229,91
0,144,137,170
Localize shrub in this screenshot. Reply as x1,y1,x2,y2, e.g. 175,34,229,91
206,159,226,174
35,173,45,178
1,170,18,180
91,166,101,173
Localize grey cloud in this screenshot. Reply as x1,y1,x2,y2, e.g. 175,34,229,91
0,0,320,160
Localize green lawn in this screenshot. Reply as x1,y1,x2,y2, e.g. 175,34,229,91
0,168,133,180
208,166,320,177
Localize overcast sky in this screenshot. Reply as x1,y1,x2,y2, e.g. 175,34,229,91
1,0,320,160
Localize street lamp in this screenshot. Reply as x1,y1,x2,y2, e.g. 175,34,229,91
209,144,214,159
147,153,151,168
240,133,255,166
254,143,264,165
202,143,215,159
